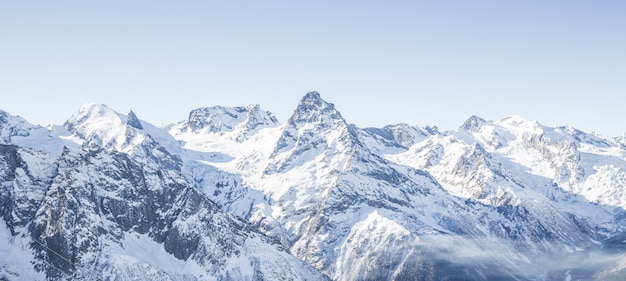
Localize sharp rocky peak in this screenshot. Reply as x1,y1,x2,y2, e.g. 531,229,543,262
288,91,345,126
280,91,357,143
126,110,144,130
64,104,162,157
460,115,487,132
268,91,362,172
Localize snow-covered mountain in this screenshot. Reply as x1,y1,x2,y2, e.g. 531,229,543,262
0,105,327,280
2,92,626,280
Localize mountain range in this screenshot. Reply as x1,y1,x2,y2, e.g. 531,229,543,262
1,91,626,280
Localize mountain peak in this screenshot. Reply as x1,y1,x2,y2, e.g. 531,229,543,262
186,106,247,132
77,103,114,116
268,92,359,173
289,91,343,126
126,110,144,130
66,103,122,132
243,104,279,132
298,91,329,110
183,104,278,136
0,109,34,144
0,109,24,127
497,115,539,128
64,103,142,152
303,90,322,101
460,115,486,131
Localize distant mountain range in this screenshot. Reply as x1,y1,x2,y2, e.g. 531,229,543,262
2,92,626,280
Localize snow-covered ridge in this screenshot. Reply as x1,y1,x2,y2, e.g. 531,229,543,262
174,104,279,142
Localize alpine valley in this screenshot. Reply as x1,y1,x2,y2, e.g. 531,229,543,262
2,92,626,281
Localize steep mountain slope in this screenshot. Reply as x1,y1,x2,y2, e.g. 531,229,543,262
0,107,328,280
170,93,468,279
382,114,626,279
256,92,457,277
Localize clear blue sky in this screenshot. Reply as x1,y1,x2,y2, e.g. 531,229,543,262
1,1,625,135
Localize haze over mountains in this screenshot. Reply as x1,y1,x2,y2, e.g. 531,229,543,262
2,92,626,280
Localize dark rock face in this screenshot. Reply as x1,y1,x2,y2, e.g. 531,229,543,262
0,111,32,144
460,115,487,132
126,110,144,130
39,146,323,279
0,145,53,233
1,143,327,279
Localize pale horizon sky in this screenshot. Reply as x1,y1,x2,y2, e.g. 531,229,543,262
1,1,625,135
